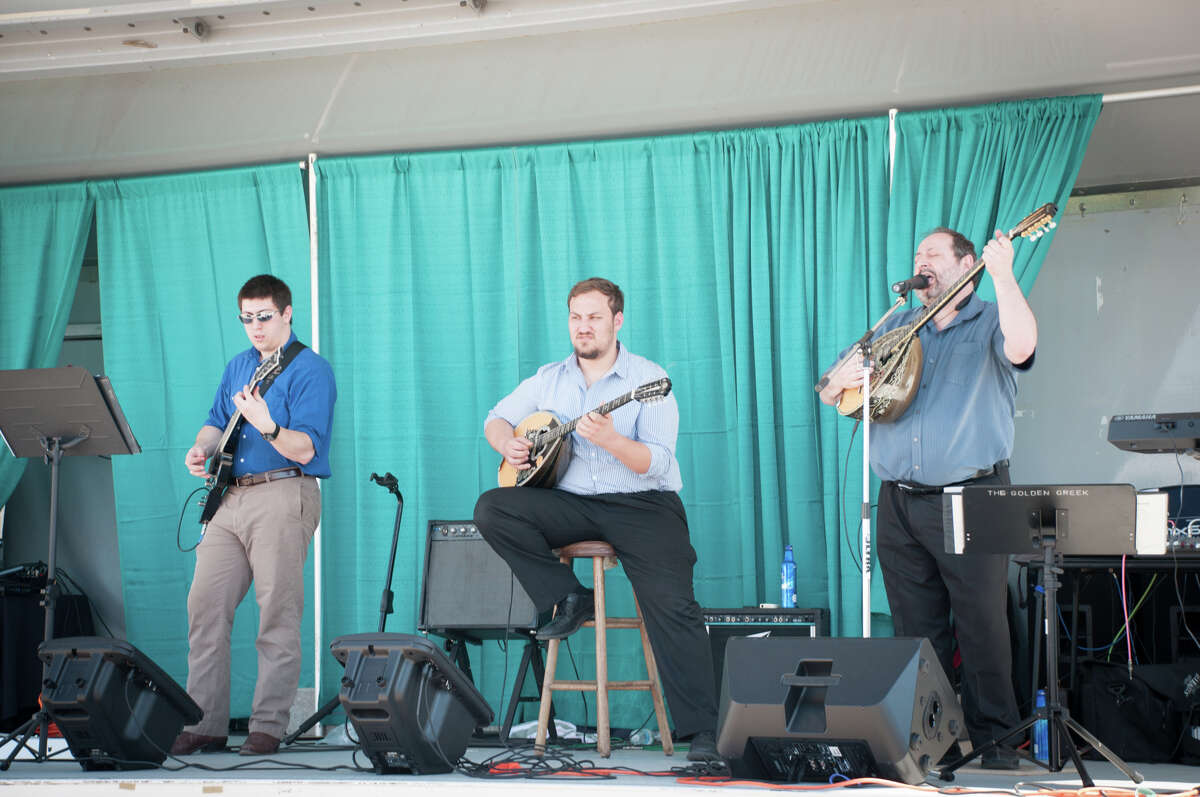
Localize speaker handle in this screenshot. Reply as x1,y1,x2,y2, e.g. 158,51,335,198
780,675,841,688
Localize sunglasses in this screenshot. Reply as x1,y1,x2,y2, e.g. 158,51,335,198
238,310,280,325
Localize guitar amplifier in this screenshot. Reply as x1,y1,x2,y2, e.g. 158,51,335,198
703,607,830,698
418,520,539,639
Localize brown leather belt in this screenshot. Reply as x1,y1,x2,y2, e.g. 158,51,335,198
235,467,302,488
894,460,1009,496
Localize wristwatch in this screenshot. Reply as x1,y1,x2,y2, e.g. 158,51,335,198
262,422,281,442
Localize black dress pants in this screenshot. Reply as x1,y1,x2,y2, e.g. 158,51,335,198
473,487,717,738
876,471,1020,747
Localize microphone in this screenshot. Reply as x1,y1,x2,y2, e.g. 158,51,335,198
891,274,930,294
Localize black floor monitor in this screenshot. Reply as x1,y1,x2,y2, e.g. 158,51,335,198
716,636,962,784
331,632,493,775
37,636,201,770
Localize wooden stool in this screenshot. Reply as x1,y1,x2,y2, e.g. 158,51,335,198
535,541,674,757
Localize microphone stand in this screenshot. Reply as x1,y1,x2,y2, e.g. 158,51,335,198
860,338,873,637
815,290,917,638
283,472,404,745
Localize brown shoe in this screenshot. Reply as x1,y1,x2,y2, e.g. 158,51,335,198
238,731,281,756
170,731,227,755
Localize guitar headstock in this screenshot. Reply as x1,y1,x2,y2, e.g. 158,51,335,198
1008,203,1058,241
250,347,283,387
634,377,673,404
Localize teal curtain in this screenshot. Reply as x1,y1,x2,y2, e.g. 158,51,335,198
8,92,1095,737
315,119,891,729
0,183,92,506
888,95,1102,296
94,165,311,714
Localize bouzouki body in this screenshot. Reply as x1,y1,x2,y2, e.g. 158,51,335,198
836,329,924,422
497,411,574,489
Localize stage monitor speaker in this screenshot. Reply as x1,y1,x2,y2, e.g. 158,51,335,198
418,520,538,638
37,636,201,770
716,636,962,785
331,632,494,774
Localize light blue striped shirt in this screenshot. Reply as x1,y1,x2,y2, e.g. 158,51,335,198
486,344,683,495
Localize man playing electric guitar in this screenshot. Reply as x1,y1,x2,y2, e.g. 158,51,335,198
473,277,720,762
171,275,336,758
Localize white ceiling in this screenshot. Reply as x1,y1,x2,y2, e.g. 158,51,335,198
0,0,1197,188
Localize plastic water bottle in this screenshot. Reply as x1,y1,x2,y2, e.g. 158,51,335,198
781,545,797,608
1032,688,1048,761
629,728,655,746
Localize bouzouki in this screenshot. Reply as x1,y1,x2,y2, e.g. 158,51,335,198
197,348,284,526
497,377,673,488
834,203,1058,422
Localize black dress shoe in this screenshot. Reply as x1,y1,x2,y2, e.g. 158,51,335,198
686,730,723,762
535,589,595,640
980,745,1021,770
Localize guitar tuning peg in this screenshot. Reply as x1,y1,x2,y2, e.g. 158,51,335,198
1048,220,1057,229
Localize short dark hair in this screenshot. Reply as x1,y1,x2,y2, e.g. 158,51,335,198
925,227,982,289
238,274,292,312
568,277,624,315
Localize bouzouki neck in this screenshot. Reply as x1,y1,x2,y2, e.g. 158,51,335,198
537,389,638,444
890,204,1058,354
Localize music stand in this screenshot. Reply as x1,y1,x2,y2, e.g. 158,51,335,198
0,366,139,768
935,484,1144,787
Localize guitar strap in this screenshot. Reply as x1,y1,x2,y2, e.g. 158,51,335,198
228,339,308,442
255,339,307,398
200,340,310,525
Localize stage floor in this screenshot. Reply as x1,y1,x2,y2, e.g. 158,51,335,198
2,735,1197,796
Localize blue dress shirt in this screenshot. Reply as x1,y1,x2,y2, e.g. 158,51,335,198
867,293,1028,486
204,333,337,479
486,344,683,494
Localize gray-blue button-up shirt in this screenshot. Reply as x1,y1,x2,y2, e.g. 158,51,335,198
867,293,1027,485
486,344,683,495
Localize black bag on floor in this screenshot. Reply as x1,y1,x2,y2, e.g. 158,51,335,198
1075,660,1200,763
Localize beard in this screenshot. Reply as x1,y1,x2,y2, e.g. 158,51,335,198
574,342,602,359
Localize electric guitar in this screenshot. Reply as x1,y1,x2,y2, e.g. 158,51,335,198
497,377,673,488
198,348,283,525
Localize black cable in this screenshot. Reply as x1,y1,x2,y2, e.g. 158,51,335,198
841,420,863,572
53,568,115,637
103,668,370,773
492,567,517,743
176,487,208,553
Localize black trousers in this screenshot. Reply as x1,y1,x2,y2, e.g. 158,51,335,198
876,471,1020,747
473,487,717,738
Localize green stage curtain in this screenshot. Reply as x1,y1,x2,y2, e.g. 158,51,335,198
93,165,312,715
888,95,1102,297
315,118,891,729
0,183,92,506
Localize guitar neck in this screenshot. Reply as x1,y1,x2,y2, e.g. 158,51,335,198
216,408,245,453
211,354,278,463
541,390,636,443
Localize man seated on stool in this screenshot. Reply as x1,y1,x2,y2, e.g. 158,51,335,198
473,277,720,762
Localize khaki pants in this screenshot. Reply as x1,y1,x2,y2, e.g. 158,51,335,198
182,475,321,738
